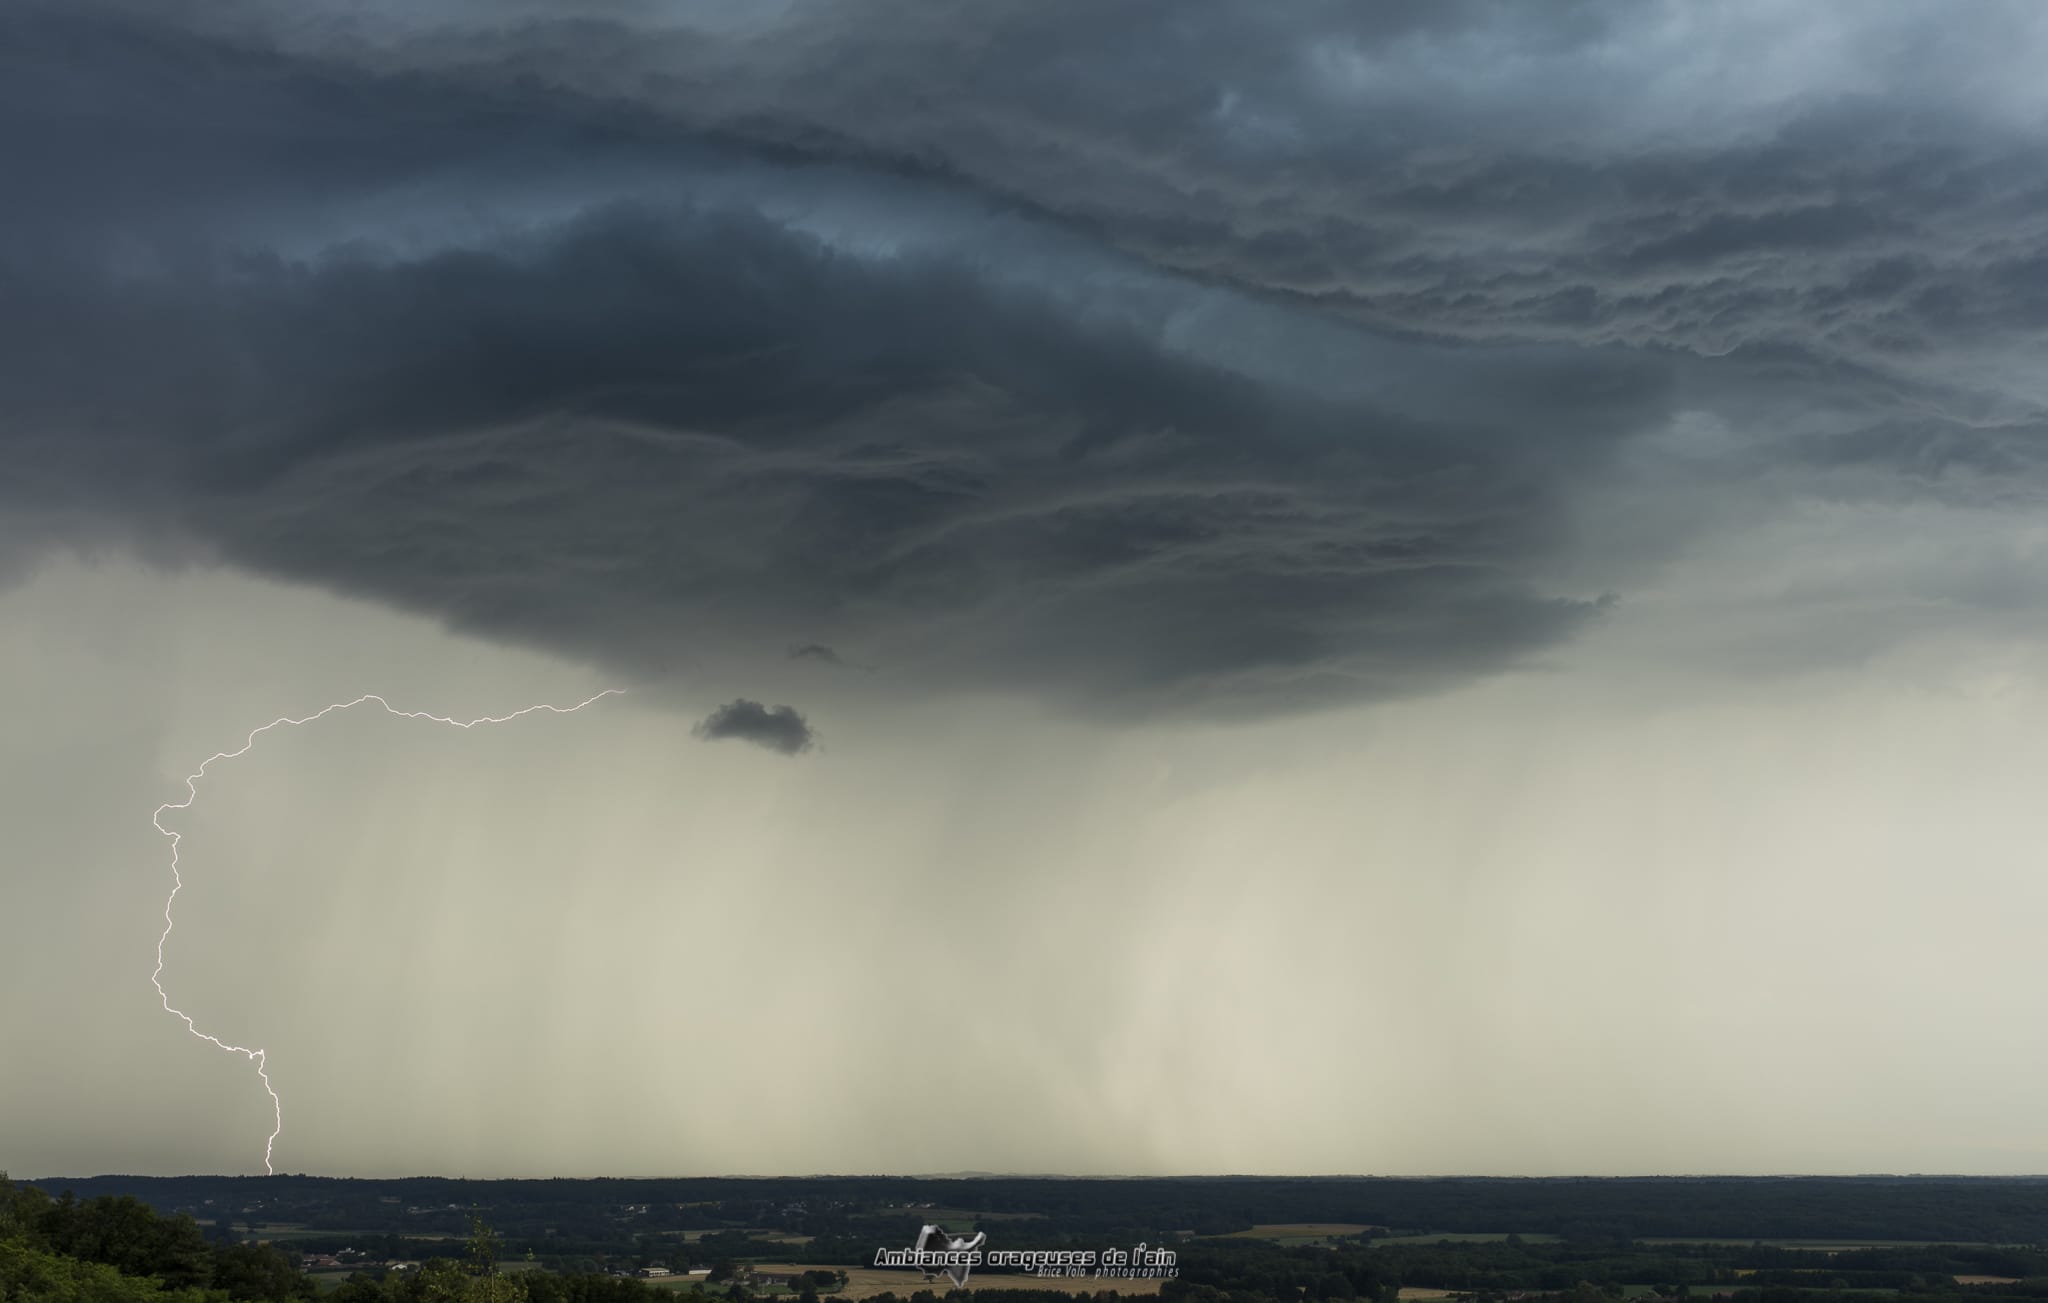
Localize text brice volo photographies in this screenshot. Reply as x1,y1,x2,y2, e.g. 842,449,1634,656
874,1244,1179,1279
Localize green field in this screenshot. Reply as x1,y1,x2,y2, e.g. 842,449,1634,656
1229,1224,1382,1245
1616,1288,1889,1299
1371,1233,1564,1246
1641,1239,2012,1251
877,1208,1045,1224
253,1223,460,1242
675,1229,813,1244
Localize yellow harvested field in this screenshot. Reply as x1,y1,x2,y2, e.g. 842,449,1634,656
1956,1277,2022,1286
750,1266,1167,1299
1397,1290,1460,1299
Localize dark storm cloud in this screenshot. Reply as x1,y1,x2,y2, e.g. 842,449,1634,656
0,1,1683,717
788,644,846,667
108,0,2048,438
693,700,816,756
4,192,1646,712
6,0,2046,711
340,0,2042,437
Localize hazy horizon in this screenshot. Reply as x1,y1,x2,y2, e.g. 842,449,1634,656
25,1172,2048,1182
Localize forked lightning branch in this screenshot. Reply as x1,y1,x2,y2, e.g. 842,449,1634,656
149,689,622,1174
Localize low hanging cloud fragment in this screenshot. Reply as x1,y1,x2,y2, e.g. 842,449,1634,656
692,700,817,756
787,643,845,667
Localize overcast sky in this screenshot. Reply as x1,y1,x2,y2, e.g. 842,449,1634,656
8,0,2048,1179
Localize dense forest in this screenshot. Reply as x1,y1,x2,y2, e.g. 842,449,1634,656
32,1176,2048,1250
9,1174,2048,1303
0,1174,678,1301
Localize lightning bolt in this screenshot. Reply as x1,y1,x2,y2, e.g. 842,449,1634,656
150,688,623,1174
